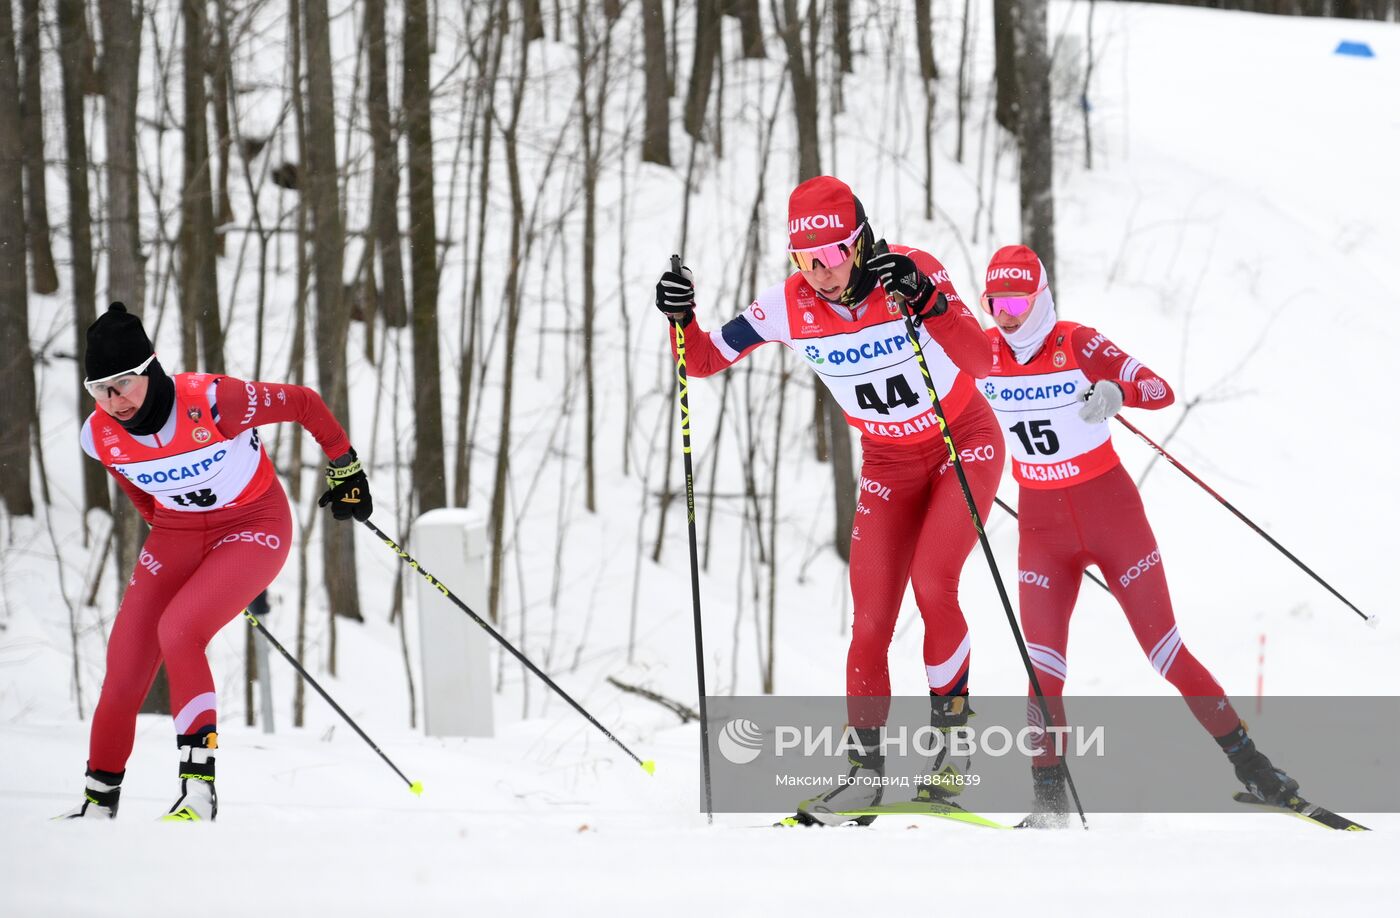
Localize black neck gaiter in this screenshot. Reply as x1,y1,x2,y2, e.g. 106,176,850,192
119,360,176,436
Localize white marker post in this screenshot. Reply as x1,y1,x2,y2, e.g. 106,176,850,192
411,508,494,738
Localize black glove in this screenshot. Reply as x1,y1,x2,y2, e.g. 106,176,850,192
655,262,696,327
317,449,373,522
869,241,947,325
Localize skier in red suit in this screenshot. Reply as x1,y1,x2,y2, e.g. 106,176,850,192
978,245,1299,824
656,177,1001,824
60,303,373,822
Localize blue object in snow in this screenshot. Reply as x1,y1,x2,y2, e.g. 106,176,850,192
1334,41,1375,58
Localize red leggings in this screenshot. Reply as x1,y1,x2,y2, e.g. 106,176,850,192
847,397,1003,727
1017,464,1240,764
88,483,292,773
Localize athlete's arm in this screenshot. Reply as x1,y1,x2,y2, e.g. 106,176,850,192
211,376,354,458
1071,326,1175,410
107,467,156,522
908,250,993,379
667,283,788,378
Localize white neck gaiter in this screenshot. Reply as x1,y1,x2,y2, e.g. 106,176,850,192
1004,288,1058,364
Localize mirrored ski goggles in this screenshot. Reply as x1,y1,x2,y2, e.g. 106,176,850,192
84,354,156,399
788,222,865,272
980,286,1045,318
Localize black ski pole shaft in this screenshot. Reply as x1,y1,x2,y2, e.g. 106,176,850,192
877,241,1087,827
670,252,715,823
993,496,1114,596
1115,416,1375,625
243,609,422,795
359,518,657,774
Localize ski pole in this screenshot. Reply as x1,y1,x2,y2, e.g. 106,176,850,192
876,241,1088,827
993,496,1114,595
669,253,715,823
359,518,657,774
243,609,423,795
1114,416,1375,625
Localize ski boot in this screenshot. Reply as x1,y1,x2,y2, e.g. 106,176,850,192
1216,724,1299,806
913,693,973,805
55,766,124,820
1017,762,1070,829
784,727,885,827
163,728,218,822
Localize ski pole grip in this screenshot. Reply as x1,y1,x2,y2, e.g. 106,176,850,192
873,238,906,309
670,253,682,274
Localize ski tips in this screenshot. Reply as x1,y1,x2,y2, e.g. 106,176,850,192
409,780,424,797
641,760,657,776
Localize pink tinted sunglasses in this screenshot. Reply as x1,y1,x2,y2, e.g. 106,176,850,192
789,222,865,272
980,285,1045,318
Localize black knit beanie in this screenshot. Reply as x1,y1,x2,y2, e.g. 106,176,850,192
85,303,153,380
85,303,175,435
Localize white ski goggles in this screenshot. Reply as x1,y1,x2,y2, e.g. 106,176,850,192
84,354,156,399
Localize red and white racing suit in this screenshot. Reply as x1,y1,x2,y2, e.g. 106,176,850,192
676,247,1002,726
980,323,1241,763
80,373,351,772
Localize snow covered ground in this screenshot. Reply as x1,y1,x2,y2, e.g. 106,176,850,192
4,2,1400,915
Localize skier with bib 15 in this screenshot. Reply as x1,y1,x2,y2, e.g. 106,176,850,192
976,245,1300,825
656,177,1002,825
59,303,373,822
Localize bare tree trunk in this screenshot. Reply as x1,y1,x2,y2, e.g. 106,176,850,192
455,1,506,506
180,0,224,373
0,0,35,516
641,0,670,165
915,0,936,220
365,0,407,330
993,0,1018,133
683,0,721,140
522,0,545,41
19,0,57,295
775,0,854,553
1083,0,1096,171
100,0,143,310
99,0,145,600
404,0,446,512
832,0,850,71
210,1,234,233
304,0,360,625
488,21,530,624
576,1,603,512
1012,0,1056,277
956,0,972,163
774,0,820,181
57,0,109,519
726,0,766,58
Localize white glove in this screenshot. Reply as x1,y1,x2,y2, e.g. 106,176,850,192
1078,381,1124,424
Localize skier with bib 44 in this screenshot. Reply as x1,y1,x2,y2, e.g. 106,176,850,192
656,177,1003,825
59,303,373,822
976,245,1299,825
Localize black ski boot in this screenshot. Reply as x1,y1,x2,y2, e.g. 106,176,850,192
913,693,973,804
1018,762,1070,829
163,728,218,822
784,727,885,827
1217,725,1299,806
55,766,124,820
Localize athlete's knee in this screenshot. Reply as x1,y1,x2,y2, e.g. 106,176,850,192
156,612,210,659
